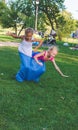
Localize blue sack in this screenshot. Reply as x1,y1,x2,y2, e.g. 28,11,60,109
16,52,46,82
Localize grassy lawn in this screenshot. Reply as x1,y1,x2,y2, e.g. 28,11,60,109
0,43,78,130
0,35,21,42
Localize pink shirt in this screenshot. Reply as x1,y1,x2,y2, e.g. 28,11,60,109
37,51,54,62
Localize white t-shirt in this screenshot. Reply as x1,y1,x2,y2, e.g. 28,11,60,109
18,39,33,57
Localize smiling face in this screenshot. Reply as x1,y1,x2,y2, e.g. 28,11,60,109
48,46,58,57
50,49,58,57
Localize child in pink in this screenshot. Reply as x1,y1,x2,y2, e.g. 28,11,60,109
33,46,69,77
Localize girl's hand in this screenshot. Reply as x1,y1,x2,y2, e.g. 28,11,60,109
33,48,38,52
61,74,69,77
38,62,43,66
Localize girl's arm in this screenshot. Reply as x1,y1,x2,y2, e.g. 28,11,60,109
33,38,43,51
7,32,24,39
52,60,69,77
34,51,44,66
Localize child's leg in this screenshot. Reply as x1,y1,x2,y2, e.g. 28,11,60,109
16,52,46,82
16,64,25,82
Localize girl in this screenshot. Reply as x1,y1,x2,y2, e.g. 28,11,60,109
33,45,69,78
7,27,43,82
8,28,43,56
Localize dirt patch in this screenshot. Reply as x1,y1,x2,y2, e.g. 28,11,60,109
0,41,19,47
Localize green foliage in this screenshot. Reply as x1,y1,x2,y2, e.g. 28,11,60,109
0,0,35,35
0,1,21,34
38,0,65,29
0,0,65,32
55,10,77,40
0,0,78,39
75,20,78,28
0,1,8,19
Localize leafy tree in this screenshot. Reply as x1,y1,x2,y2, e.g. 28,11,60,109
0,0,34,35
37,0,65,29
0,0,76,40
0,0,22,34
16,0,35,35
75,20,78,28
32,0,66,39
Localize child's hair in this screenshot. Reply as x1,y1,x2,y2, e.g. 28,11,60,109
48,45,59,52
25,27,34,35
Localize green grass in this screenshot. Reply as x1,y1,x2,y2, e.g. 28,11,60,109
62,37,78,44
0,44,78,130
0,35,21,42
0,34,78,45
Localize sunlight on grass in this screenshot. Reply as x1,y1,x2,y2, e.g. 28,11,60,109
0,35,21,42
58,52,78,63
63,37,78,44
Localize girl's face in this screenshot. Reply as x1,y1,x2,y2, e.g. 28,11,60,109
49,49,58,57
26,32,33,40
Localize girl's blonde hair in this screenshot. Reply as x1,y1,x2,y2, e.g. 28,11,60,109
48,45,59,52
25,27,34,35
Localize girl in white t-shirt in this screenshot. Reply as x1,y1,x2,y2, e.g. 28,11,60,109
8,28,43,82
8,28,43,56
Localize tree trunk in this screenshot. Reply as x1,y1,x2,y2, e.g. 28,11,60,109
55,18,62,41
18,25,25,36
40,8,54,29
45,13,54,29
14,24,17,35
